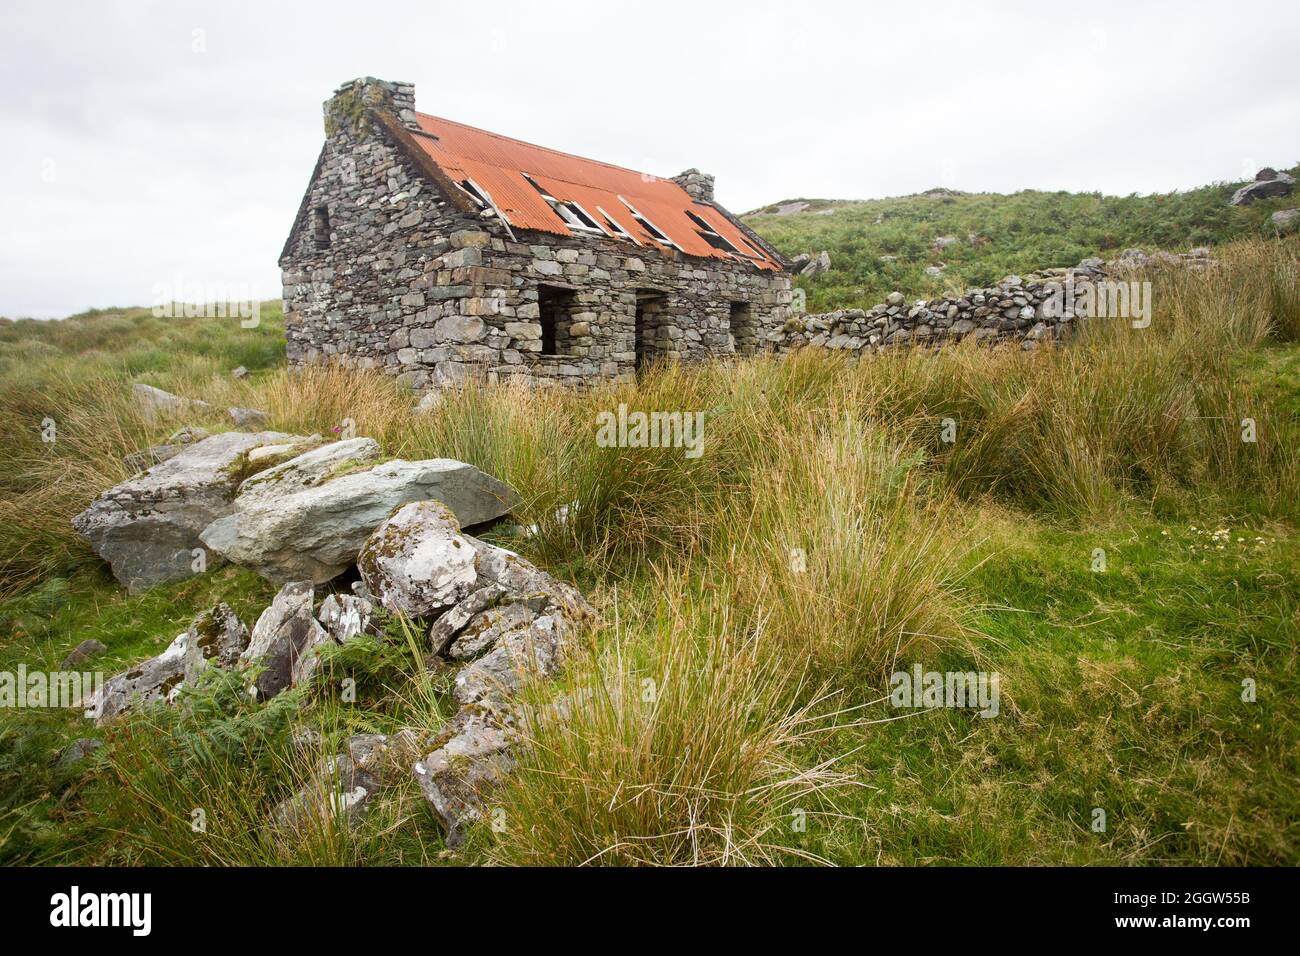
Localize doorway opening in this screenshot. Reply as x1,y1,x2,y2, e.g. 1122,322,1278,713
729,301,757,356
634,291,667,371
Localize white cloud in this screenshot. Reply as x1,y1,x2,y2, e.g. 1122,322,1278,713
1,0,1297,316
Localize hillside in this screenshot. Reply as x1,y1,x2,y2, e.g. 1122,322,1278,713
744,166,1300,312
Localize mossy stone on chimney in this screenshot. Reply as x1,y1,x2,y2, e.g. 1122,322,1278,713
324,77,415,141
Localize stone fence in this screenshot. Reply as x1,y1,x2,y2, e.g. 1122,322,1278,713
768,248,1215,355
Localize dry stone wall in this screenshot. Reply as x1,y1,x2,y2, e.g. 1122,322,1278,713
770,248,1215,356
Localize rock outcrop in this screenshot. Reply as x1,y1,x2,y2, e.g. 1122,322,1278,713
73,421,587,847
413,707,515,845
72,430,306,592
1230,168,1295,206
200,439,519,583
356,500,594,842
795,250,831,277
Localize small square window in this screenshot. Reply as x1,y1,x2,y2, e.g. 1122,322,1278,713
312,206,331,247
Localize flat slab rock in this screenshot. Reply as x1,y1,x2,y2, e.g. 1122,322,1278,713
72,430,310,592
122,426,211,473
201,440,520,584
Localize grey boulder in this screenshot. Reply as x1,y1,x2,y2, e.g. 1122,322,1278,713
1271,208,1300,233
1230,169,1295,206
449,593,573,707
186,602,250,672
358,500,480,618
228,407,270,428
444,536,594,706
132,383,212,420
72,430,304,592
88,633,188,724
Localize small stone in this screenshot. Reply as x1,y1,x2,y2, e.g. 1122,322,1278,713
61,639,107,669
317,593,375,643
228,407,270,428
57,738,103,769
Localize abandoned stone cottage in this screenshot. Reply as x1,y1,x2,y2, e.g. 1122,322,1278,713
279,77,794,389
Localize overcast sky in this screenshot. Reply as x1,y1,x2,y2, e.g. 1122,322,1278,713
2,0,1297,318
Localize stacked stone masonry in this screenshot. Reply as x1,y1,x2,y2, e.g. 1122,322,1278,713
769,248,1216,356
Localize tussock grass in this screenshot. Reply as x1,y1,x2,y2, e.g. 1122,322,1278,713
490,577,855,867
715,414,968,689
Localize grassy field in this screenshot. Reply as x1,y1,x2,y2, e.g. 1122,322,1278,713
745,165,1300,312
0,238,1297,866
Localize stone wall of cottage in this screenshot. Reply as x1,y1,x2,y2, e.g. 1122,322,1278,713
281,78,793,390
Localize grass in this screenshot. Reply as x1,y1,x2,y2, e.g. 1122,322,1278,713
0,236,1297,866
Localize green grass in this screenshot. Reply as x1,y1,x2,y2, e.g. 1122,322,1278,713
802,508,1299,866
0,235,1297,867
745,166,1300,312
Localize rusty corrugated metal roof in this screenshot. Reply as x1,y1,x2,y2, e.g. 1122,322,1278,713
411,113,780,270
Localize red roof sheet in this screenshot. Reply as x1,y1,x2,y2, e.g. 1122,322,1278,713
411,113,780,270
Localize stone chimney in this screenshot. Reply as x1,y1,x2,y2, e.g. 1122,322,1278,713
323,77,421,138
672,168,715,203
